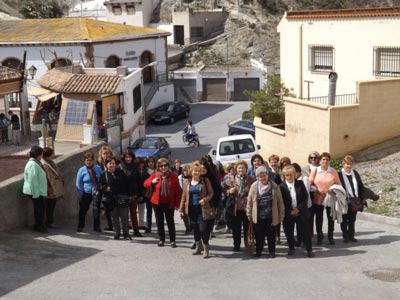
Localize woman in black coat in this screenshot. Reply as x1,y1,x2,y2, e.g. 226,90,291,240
280,165,314,258
338,155,365,243
99,158,130,240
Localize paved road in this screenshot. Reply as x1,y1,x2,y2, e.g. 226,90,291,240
146,101,251,164
0,217,399,300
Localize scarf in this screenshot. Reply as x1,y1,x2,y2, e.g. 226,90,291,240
237,174,246,197
86,166,98,188
160,171,170,198
258,180,272,196
341,169,358,198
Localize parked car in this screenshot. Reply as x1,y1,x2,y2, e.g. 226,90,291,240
130,136,171,161
212,134,260,166
151,101,190,124
228,119,255,137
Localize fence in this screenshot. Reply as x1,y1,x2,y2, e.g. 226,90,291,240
301,93,357,105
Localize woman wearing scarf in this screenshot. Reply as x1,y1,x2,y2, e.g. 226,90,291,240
180,161,214,258
23,146,48,233
223,160,255,252
144,158,182,247
247,166,284,258
41,147,65,228
75,151,102,232
338,155,365,243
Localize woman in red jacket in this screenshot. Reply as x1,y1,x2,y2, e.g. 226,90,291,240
144,158,182,247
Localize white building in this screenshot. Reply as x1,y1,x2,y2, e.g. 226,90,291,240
0,18,173,144
104,0,160,27
278,6,400,100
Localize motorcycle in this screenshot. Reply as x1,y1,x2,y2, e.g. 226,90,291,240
182,130,200,148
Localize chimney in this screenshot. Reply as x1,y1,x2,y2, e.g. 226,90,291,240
328,72,338,105
116,66,128,76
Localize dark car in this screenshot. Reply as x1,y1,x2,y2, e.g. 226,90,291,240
130,136,171,161
151,101,190,124
228,119,255,137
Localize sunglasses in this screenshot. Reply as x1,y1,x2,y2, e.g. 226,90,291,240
309,157,318,160
159,164,169,168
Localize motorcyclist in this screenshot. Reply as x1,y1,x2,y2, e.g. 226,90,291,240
183,120,196,142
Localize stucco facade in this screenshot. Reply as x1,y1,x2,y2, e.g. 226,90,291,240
255,78,400,165
278,7,400,99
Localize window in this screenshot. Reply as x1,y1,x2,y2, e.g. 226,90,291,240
309,45,334,72
373,47,400,77
126,4,135,14
50,58,72,69
106,103,117,122
2,58,21,69
190,27,204,38
65,100,89,125
105,55,120,68
112,4,122,14
133,85,142,113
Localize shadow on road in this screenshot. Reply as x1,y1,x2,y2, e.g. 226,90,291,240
0,229,101,298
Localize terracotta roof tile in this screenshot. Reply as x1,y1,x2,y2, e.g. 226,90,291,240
0,18,169,44
287,6,400,20
37,69,122,94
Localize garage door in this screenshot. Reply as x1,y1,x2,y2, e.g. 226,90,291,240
233,78,260,101
174,79,197,103
203,78,226,101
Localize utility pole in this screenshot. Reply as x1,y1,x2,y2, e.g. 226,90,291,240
19,51,31,138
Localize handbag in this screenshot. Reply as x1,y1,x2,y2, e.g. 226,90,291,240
202,203,215,221
144,186,153,199
225,194,235,214
246,221,256,254
350,197,364,212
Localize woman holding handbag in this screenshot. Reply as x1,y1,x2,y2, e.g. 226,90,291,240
99,158,131,240
338,155,365,243
223,160,255,252
144,158,182,248
180,161,214,258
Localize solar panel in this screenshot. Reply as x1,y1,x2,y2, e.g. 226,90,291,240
64,100,89,125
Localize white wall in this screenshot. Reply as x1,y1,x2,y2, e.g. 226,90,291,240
279,16,400,98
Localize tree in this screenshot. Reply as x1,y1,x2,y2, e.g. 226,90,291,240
19,0,63,19
243,74,290,124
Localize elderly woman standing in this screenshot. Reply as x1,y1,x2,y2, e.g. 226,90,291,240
338,155,365,243
23,146,48,232
309,152,341,245
224,160,255,252
41,147,64,228
144,158,182,247
247,166,284,258
280,166,314,258
180,161,214,258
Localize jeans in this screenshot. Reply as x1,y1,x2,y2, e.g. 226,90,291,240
78,193,94,229
112,206,130,236
153,203,175,242
145,197,153,230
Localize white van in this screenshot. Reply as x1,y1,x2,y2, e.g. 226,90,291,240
212,134,260,166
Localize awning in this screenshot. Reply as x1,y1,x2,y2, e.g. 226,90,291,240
29,87,59,102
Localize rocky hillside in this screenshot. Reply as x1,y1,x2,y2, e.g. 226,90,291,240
158,0,400,68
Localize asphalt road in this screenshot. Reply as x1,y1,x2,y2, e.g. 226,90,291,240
146,101,251,164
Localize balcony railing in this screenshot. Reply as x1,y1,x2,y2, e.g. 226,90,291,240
301,93,357,105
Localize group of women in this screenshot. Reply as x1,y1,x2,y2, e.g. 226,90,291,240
25,143,368,259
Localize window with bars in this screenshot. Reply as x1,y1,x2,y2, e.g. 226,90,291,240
309,45,334,72
106,103,117,122
373,47,400,77
65,100,89,125
112,5,122,14
126,4,135,14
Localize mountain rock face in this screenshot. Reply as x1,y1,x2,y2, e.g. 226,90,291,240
158,0,400,68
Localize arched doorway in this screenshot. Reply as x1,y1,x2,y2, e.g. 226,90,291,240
140,51,155,83
2,57,21,70
105,55,121,68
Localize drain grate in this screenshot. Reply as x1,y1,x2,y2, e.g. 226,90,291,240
364,268,400,282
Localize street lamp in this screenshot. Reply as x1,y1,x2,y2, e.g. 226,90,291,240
28,65,37,79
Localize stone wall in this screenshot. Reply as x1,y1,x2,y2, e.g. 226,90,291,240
0,143,104,232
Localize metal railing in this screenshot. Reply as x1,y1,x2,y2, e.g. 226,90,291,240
301,93,357,105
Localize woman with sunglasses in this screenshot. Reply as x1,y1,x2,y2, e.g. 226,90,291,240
144,158,182,247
